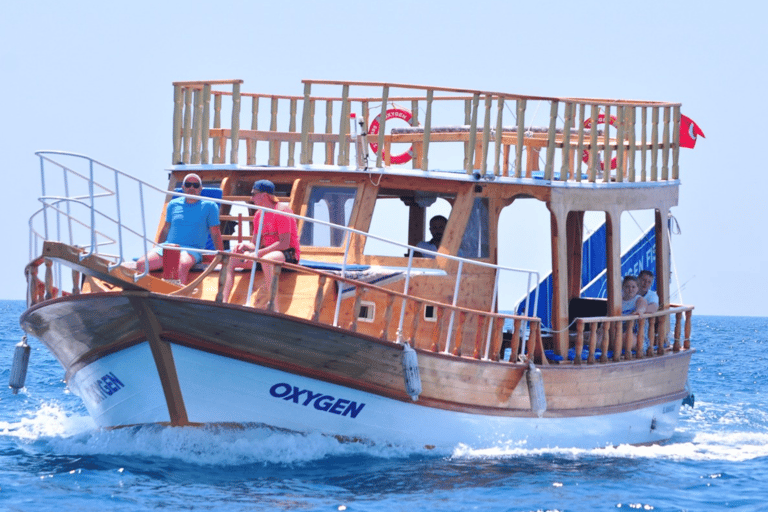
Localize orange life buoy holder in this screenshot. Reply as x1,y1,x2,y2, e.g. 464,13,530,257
582,113,618,171
368,108,418,165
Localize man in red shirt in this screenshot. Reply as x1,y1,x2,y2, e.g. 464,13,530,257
222,180,300,310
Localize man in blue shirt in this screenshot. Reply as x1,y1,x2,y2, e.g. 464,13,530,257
136,173,223,283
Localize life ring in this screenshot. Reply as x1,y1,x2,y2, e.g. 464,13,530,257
368,108,417,165
582,113,618,170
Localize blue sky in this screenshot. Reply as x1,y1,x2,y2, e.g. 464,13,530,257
2,1,765,316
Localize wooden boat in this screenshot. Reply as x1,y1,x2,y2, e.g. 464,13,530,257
20,79,695,449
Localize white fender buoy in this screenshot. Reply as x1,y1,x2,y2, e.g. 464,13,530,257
9,336,31,394
401,342,422,401
526,361,547,417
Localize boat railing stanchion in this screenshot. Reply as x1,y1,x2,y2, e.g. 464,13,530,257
333,230,353,327
443,260,463,354
483,267,501,360
108,169,125,270
135,182,149,281
395,249,415,344
246,206,265,307
79,158,96,262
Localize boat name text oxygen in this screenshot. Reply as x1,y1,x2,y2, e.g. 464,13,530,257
269,382,366,418
83,372,125,405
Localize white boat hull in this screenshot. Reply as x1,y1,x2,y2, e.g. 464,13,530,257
68,341,683,449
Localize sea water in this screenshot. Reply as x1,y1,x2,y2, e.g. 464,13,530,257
2,299,767,511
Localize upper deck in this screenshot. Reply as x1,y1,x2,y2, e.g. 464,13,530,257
171,79,683,192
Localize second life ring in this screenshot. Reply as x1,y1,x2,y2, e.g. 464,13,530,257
582,113,618,171
368,108,417,165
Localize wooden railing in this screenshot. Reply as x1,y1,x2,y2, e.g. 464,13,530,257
572,306,693,364
172,80,682,183
211,251,545,363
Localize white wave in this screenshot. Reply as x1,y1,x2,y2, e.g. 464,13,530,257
451,429,768,462
0,401,95,440
2,403,426,464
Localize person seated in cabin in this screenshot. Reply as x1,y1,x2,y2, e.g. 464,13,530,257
638,270,659,313
414,215,447,258
222,180,301,310
135,173,224,284
622,275,648,317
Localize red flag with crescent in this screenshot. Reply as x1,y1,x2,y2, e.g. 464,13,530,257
680,114,705,148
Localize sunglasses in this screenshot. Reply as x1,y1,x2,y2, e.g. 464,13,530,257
183,182,200,188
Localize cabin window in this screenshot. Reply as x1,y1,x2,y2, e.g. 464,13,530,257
357,301,376,322
458,198,490,259
364,189,453,257
301,186,357,247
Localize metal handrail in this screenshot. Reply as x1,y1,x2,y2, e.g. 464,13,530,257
31,151,541,331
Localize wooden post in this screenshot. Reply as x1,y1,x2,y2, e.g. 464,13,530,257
494,97,504,176
230,81,241,164
647,317,657,356
267,263,282,312
561,102,573,181
684,310,692,349
213,94,223,163
44,258,54,300
201,84,211,164
325,100,334,165
300,82,311,164
655,206,671,347
641,107,648,182
409,300,422,345
216,253,230,303
544,100,558,180
575,319,584,364
376,85,389,168
269,97,279,166
628,106,637,182
575,103,586,182
71,269,80,295
466,93,479,174
672,105,681,180
288,98,297,166
349,285,366,332
430,306,444,352
472,314,485,359
510,318,521,362
172,84,183,164
421,90,433,170
635,317,645,358
380,294,395,340
311,275,327,322
338,84,350,166
515,99,526,178
588,105,599,182
248,96,259,165
452,311,466,356
549,203,570,357
191,87,202,164
673,312,682,352
602,105,611,183
616,105,625,182
480,94,492,176
182,87,192,164
588,322,598,364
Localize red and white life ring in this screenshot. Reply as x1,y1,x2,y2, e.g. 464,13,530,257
368,108,417,165
582,113,618,171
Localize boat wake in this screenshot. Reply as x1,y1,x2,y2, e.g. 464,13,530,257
5,399,766,465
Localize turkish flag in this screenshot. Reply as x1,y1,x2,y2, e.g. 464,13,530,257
680,114,705,148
